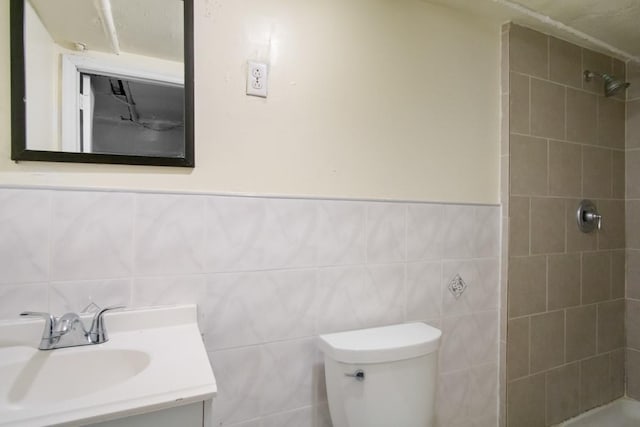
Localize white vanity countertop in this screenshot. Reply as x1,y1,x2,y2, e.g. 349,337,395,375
0,305,216,427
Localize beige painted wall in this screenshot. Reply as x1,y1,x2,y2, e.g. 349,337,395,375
0,0,500,204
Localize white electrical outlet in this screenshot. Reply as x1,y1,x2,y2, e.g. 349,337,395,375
247,61,268,98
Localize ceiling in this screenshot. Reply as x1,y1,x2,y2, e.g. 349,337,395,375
426,0,640,63
28,0,183,62
28,0,640,64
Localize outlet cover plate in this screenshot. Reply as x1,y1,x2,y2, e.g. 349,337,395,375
247,61,268,98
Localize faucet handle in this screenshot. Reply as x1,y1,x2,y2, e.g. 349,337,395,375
80,301,101,314
20,311,56,339
88,305,125,344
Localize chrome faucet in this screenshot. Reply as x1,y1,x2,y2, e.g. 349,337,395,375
20,306,125,350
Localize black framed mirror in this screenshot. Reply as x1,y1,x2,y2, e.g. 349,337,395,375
10,0,194,167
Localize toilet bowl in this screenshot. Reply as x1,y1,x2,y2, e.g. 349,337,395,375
318,322,442,427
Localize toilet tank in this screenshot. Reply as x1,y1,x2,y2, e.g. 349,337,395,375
318,323,442,427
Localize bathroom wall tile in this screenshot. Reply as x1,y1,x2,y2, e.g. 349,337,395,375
627,201,640,249
223,419,261,427
583,49,612,94
440,204,476,259
209,346,263,425
132,275,207,327
204,269,317,351
510,72,530,135
437,368,471,427
612,150,625,199
582,251,611,304
530,197,565,254
597,200,625,250
628,61,640,101
507,374,546,427
530,79,566,140
473,206,500,258
0,283,48,320
549,140,582,197
566,89,597,144
628,250,640,299
546,362,580,425
313,404,333,427
407,204,443,261
611,250,625,299
440,311,498,373
468,364,499,426
510,134,547,196
597,97,625,149
264,199,320,269
438,364,498,427
0,189,50,285
627,349,640,399
260,339,316,416
509,197,529,256
597,299,625,353
135,193,205,276
49,279,131,314
261,407,320,427
442,259,499,316
566,199,598,252
508,255,546,317
506,317,529,380
627,101,640,148
509,25,548,79
627,299,640,350
549,37,582,88
610,348,625,399
405,261,441,321
316,200,366,266
580,354,611,411
582,146,612,199
366,203,406,264
565,305,597,362
530,197,566,254
50,191,134,281
313,357,328,405
316,264,404,334
530,310,565,373
204,196,317,273
626,150,640,199
547,253,580,310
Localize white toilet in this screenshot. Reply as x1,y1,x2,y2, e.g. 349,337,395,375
318,322,442,427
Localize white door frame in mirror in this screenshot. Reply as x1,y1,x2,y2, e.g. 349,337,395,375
60,54,184,153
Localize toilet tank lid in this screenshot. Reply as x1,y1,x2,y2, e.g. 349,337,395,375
317,322,442,364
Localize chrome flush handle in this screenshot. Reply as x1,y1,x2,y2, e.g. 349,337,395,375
345,370,365,381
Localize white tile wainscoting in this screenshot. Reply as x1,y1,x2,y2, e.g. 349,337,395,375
0,187,500,427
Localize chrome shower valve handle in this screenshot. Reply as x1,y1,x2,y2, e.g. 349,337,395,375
576,199,602,233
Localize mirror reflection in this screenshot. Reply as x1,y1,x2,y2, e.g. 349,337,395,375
23,0,186,158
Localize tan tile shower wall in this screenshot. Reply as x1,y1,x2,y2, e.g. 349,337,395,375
504,24,626,427
626,61,640,399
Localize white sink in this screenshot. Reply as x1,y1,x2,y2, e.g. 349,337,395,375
0,305,216,427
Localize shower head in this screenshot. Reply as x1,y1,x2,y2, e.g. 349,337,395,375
584,70,630,97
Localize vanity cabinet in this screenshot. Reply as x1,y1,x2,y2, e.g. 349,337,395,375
89,401,210,427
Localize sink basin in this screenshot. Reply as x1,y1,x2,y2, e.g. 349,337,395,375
0,305,216,427
3,348,150,405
